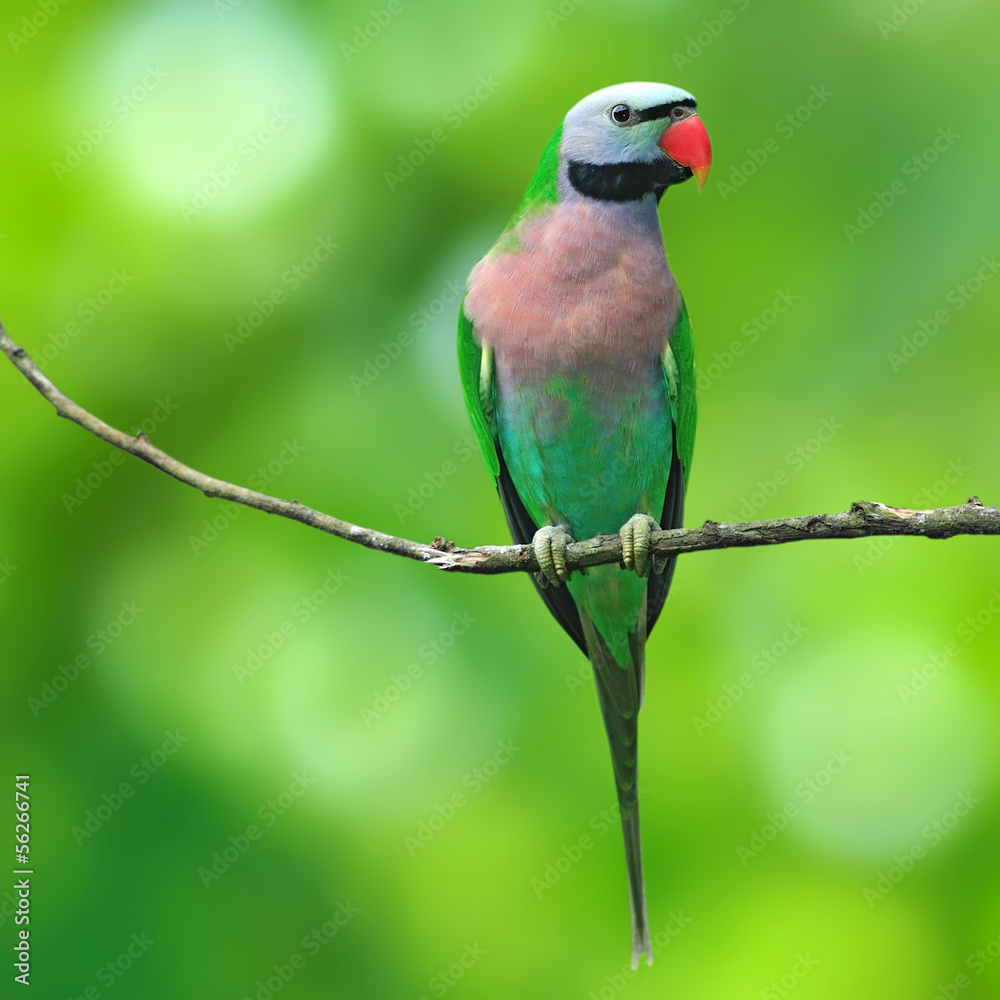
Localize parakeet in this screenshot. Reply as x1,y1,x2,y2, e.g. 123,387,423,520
457,82,710,968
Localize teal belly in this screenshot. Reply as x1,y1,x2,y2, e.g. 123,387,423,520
496,361,672,537
496,360,673,665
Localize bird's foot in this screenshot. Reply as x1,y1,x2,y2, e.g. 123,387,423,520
620,513,660,578
532,524,575,587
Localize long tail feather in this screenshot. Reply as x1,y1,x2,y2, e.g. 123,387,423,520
622,804,652,968
580,600,652,968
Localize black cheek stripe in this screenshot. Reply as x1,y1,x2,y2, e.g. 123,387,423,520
567,159,691,202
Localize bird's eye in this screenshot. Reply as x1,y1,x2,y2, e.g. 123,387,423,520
611,104,631,124
671,106,686,119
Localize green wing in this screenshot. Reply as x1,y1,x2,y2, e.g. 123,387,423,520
663,299,697,485
457,303,499,477
458,298,592,653
647,299,697,636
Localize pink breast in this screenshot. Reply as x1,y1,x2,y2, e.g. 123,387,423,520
465,200,680,372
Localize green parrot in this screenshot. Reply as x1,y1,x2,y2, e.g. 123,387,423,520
457,82,711,967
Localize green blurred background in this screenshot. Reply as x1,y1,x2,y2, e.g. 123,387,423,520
2,0,1000,996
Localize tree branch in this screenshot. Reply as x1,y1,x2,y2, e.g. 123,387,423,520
3,321,998,574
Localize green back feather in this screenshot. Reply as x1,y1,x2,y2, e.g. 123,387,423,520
515,122,563,217
496,123,563,251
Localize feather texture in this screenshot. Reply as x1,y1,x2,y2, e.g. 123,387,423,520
456,83,702,968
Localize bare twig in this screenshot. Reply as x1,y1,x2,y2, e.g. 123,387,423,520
3,322,998,574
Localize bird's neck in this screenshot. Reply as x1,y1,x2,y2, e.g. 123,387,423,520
556,159,664,236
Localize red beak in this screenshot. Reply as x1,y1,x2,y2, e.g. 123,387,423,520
659,114,712,191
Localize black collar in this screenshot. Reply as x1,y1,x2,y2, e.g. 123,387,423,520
567,158,691,202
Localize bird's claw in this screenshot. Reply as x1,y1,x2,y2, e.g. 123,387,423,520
620,513,660,578
533,524,574,587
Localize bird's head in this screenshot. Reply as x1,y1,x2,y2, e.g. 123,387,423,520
560,82,712,202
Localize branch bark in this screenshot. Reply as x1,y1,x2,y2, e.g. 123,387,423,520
3,322,998,575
